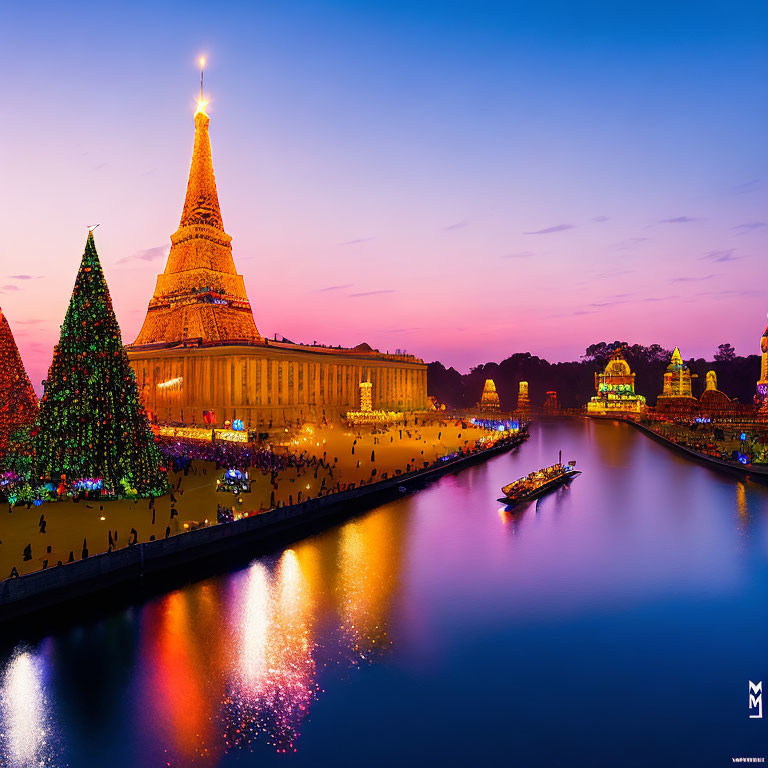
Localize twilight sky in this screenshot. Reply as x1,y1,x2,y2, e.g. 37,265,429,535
1,0,767,388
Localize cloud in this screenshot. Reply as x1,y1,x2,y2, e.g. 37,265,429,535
9,275,39,280
383,327,419,333
699,249,741,263
349,290,396,298
658,216,700,224
669,274,717,283
444,219,469,231
615,237,648,251
0,284,20,292
314,284,354,293
338,237,374,246
733,221,765,232
524,224,574,235
117,245,169,265
501,251,534,259
594,268,636,279
732,179,760,194
592,216,610,223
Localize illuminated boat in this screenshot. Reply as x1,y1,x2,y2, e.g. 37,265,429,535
498,452,580,505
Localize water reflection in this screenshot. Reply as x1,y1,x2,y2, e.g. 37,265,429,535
1,421,767,767
0,648,56,768
225,551,317,754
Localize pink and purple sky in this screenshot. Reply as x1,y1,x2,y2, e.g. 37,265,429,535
2,0,767,389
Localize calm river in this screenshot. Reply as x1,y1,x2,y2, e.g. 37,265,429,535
1,419,767,767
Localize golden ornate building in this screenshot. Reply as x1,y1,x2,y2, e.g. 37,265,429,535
656,347,697,414
480,379,501,412
517,381,530,414
127,99,426,426
757,315,768,408
587,352,646,415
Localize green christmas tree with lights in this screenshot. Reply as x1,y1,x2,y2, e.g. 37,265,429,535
34,230,167,498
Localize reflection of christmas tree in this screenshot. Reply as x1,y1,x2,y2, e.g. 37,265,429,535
0,307,38,463
34,231,166,497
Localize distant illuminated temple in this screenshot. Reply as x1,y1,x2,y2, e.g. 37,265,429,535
127,94,426,425
517,381,530,414
656,347,697,414
480,379,501,412
587,351,646,415
757,315,768,409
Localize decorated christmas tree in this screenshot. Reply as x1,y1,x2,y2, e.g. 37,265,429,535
34,231,166,498
0,307,38,462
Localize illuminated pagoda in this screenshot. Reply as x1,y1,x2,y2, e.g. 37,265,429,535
0,308,38,460
128,74,426,426
517,381,530,415
480,379,501,412
698,370,734,420
587,351,646,415
757,314,768,410
656,347,697,414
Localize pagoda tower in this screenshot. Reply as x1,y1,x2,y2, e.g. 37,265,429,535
480,379,501,412
0,308,38,458
757,315,768,408
132,99,262,347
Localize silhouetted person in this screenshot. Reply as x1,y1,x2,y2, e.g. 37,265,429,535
165,526,171,539
129,528,138,546
9,566,19,578
22,544,31,561
67,551,74,563
81,538,88,559
108,530,115,552
152,507,156,525
38,514,46,533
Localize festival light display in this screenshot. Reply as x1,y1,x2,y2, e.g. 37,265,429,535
656,347,697,414
587,352,646,415
757,314,768,410
0,308,38,464
34,231,167,498
480,378,501,412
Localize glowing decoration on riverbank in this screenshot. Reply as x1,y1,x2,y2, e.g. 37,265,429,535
34,231,166,498
0,308,38,464
587,351,646,415
155,424,247,442
480,379,501,412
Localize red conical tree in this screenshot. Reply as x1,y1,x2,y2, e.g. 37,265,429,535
0,307,38,460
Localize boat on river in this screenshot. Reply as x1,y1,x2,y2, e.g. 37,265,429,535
498,451,580,505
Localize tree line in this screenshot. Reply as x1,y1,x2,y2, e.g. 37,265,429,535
427,341,760,410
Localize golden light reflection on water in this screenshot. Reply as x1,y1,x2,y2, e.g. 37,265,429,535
224,549,317,753
0,650,55,768
337,510,398,663
736,482,748,518
122,506,404,762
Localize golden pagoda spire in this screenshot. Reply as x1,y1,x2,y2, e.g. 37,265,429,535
179,105,223,231
130,70,262,348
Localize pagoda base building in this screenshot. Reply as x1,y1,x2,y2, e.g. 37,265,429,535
127,97,426,426
587,352,646,415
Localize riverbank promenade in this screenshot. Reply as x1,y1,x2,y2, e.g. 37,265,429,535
0,418,513,581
